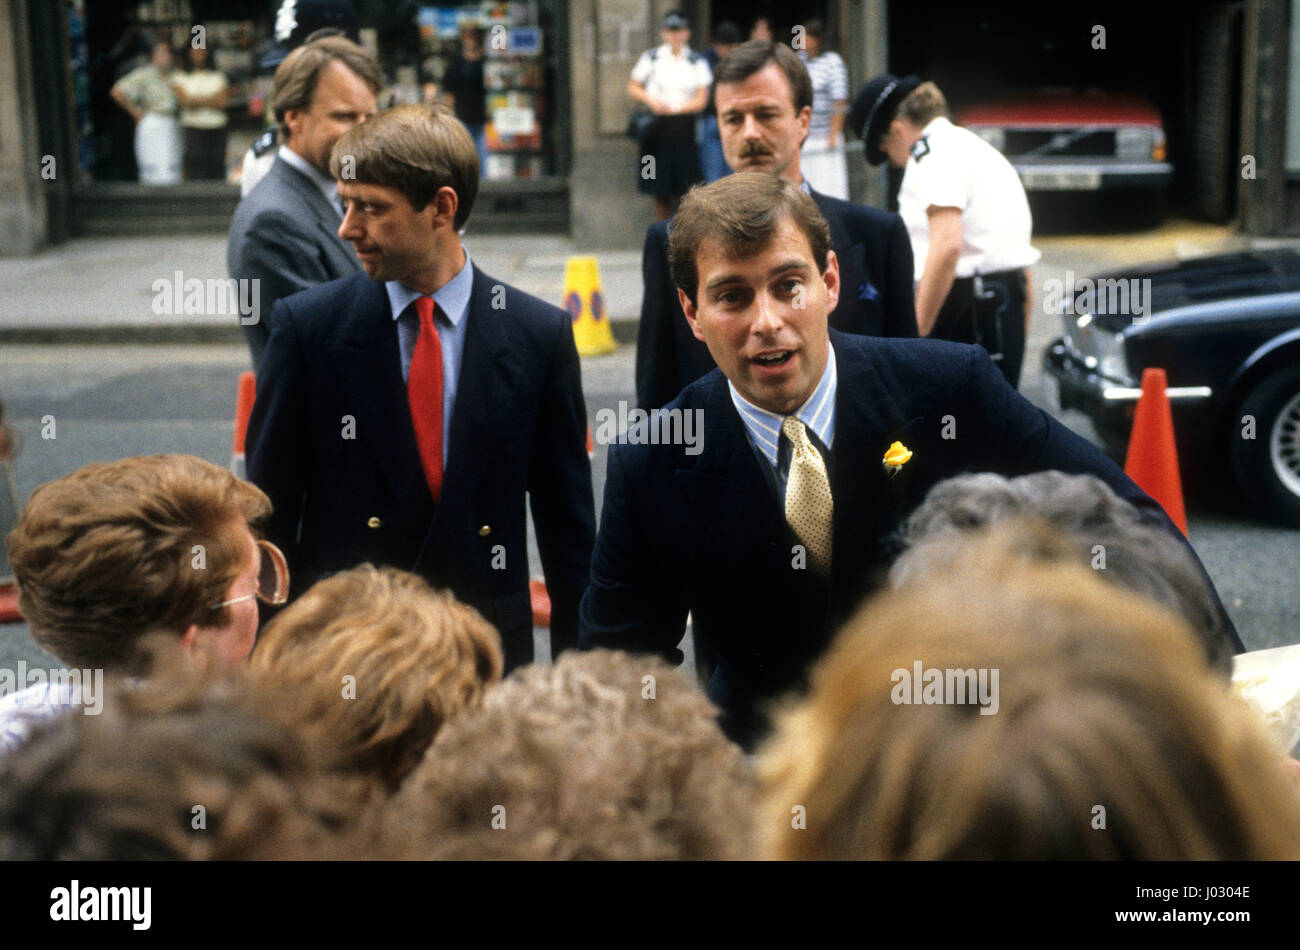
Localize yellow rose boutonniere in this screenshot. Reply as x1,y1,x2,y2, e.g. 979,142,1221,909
882,441,913,477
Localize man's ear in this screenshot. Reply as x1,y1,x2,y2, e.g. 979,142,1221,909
822,248,840,314
283,109,304,145
679,287,706,342
180,624,201,653
431,185,459,228
796,104,812,137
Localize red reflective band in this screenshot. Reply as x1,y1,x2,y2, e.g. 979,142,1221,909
408,296,445,502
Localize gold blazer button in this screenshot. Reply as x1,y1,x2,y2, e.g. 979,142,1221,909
478,524,491,536
367,516,382,529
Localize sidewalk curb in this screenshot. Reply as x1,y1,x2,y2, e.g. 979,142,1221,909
0,317,641,346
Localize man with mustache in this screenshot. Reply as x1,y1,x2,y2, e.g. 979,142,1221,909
635,40,918,412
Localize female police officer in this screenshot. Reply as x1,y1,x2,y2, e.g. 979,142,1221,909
850,75,1039,388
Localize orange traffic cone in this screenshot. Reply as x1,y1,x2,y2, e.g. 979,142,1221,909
0,584,19,623
1124,367,1188,536
530,577,551,629
230,371,256,478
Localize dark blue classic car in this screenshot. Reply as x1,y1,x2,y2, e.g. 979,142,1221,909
1044,249,1300,524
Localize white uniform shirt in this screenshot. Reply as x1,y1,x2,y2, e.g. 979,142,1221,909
173,68,229,128
898,116,1040,281
630,44,711,112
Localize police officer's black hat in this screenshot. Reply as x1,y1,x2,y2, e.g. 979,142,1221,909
662,10,689,31
261,0,361,69
849,73,922,166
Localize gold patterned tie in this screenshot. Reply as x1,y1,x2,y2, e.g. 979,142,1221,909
782,416,834,574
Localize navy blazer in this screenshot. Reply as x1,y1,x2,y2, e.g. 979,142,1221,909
634,190,918,411
582,331,1240,746
227,156,362,372
246,267,596,669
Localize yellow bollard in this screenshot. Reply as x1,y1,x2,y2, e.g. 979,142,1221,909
563,256,617,356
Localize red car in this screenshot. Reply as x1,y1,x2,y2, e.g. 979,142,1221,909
958,91,1172,216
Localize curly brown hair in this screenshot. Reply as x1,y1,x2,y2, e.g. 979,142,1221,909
0,640,377,860
6,454,271,669
388,649,756,859
250,564,503,792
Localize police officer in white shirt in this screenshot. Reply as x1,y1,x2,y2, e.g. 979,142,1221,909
627,10,712,221
850,75,1040,387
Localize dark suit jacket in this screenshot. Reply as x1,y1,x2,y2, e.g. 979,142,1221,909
246,267,596,669
635,190,918,411
227,155,361,372
581,330,1240,746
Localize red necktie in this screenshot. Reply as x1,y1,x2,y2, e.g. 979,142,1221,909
408,296,444,501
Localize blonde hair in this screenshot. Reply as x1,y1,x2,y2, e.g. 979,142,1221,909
896,80,946,128
271,34,381,140
250,564,502,791
759,521,1300,860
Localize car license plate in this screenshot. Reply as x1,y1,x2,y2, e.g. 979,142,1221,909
1018,168,1102,190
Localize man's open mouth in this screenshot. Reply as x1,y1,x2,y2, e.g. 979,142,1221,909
754,351,793,366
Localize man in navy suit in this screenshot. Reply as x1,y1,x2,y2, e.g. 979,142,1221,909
580,173,1238,748
247,104,595,669
636,40,917,411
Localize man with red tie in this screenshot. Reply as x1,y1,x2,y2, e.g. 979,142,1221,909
246,104,594,669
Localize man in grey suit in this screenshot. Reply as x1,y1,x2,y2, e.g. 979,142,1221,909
227,33,380,372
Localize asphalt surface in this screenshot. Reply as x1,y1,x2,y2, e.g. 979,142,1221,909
2,216,1298,673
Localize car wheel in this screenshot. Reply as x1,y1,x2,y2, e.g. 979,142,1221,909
1231,366,1300,525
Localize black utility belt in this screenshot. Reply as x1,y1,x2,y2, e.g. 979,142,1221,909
952,269,1023,292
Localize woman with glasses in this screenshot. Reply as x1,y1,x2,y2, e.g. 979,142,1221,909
2,455,284,753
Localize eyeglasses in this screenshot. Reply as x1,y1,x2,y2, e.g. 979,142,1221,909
210,539,289,609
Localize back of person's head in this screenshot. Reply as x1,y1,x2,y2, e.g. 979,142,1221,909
668,172,830,305
712,39,813,114
271,33,381,137
390,649,755,859
760,522,1300,860
6,454,270,670
890,471,1234,677
0,641,374,860
250,564,502,791
329,102,480,230
895,80,946,128
714,21,743,47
